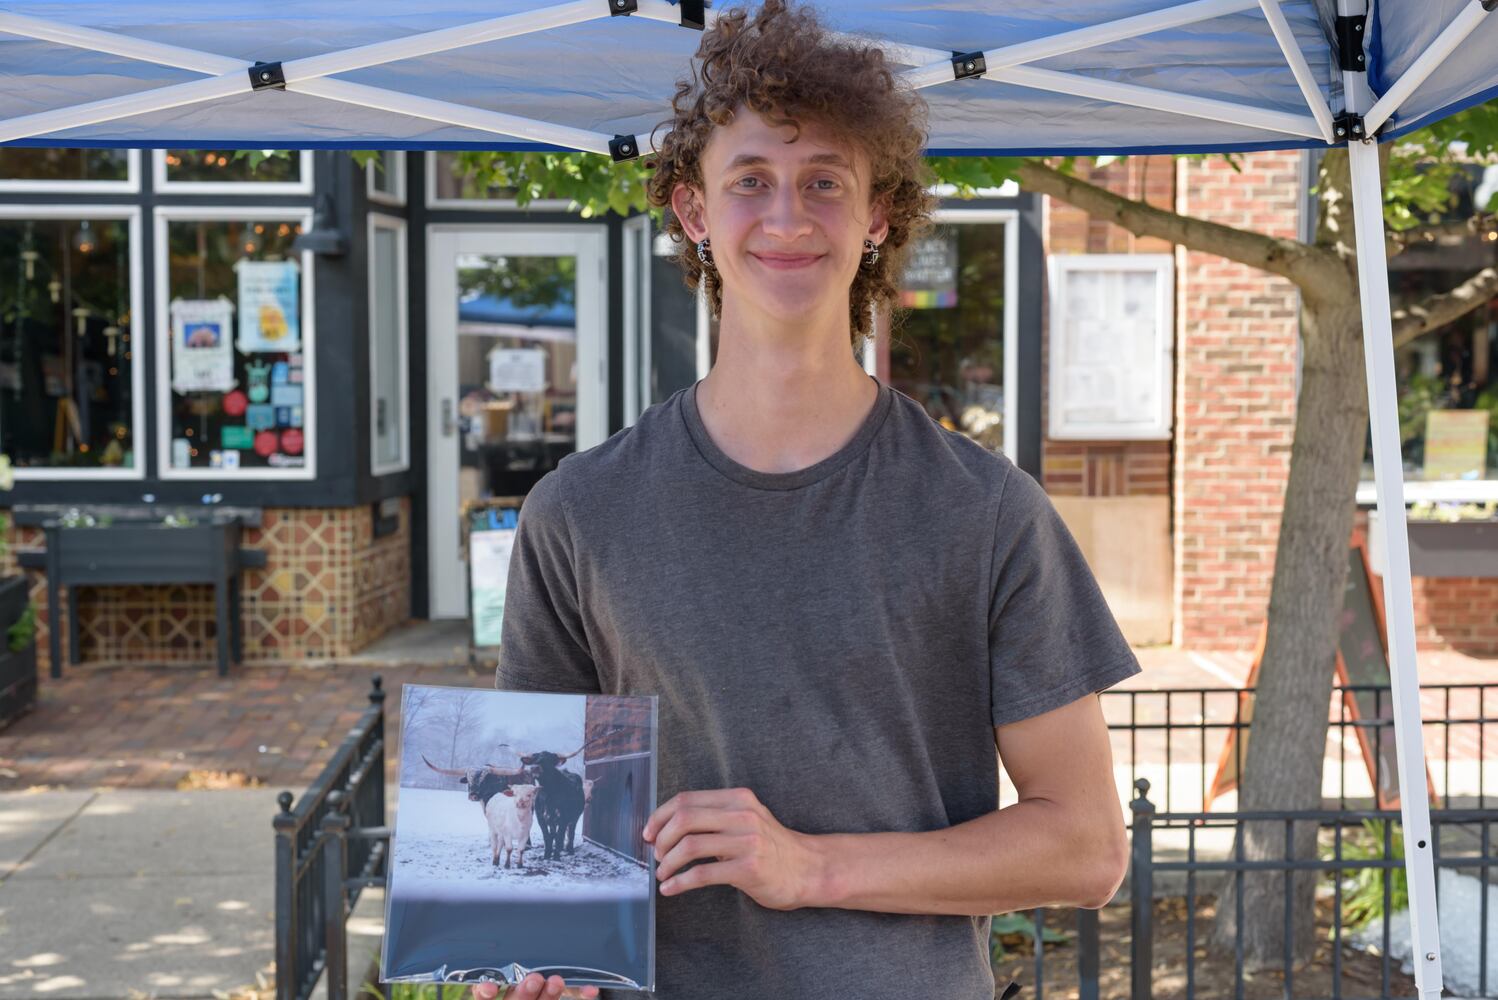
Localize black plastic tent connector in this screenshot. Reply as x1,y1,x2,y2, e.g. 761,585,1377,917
248,61,286,91
952,51,987,80
1335,14,1367,71
609,134,641,161
608,0,637,13
678,0,705,30
1483,0,1497,11
1333,112,1366,142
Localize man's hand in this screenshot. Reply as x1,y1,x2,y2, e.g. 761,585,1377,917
643,787,822,910
472,975,598,1000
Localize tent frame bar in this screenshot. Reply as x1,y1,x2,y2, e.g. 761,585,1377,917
0,0,1333,153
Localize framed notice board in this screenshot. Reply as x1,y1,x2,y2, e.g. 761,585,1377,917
1209,535,1435,809
464,496,526,660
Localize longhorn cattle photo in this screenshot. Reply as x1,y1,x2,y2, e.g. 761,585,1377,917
382,684,658,991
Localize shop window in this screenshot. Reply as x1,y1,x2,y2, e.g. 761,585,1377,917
1360,164,1498,499
369,215,409,473
156,150,312,193
426,152,572,209
158,213,314,477
883,212,1018,456
367,151,406,206
0,212,139,475
0,149,135,191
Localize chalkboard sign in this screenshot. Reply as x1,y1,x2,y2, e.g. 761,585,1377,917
1209,539,1433,809
465,496,526,653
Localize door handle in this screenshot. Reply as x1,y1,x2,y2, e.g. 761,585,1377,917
441,398,456,437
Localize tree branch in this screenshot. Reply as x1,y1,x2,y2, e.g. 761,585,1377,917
1016,159,1350,296
1392,265,1498,348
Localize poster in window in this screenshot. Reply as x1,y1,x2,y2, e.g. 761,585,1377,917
898,231,958,309
488,348,548,394
1424,409,1490,480
169,298,236,393
235,259,301,352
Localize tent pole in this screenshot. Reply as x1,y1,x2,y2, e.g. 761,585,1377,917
1346,135,1444,1000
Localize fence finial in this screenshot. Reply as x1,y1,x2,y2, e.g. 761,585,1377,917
277,790,294,814
368,674,386,704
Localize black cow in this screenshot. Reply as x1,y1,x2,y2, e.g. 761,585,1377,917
520,750,584,861
421,756,527,807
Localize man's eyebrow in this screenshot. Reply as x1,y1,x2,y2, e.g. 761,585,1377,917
723,152,853,171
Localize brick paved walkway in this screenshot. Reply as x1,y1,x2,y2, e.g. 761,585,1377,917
0,661,485,791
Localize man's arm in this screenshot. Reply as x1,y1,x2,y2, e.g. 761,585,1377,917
645,692,1129,915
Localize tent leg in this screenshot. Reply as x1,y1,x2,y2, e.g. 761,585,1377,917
1346,138,1443,998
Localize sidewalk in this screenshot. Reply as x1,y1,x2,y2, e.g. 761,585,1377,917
0,787,286,999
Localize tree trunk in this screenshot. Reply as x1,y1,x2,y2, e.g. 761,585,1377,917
1209,147,1370,968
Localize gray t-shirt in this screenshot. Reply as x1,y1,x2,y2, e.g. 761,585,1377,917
496,375,1140,999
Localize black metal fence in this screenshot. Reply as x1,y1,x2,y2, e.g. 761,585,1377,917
1100,683,1498,815
274,675,389,1000
993,684,1498,999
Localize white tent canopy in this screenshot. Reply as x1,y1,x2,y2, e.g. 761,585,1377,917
3,1,1496,993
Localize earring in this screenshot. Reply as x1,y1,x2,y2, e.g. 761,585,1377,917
696,237,715,269
862,239,880,268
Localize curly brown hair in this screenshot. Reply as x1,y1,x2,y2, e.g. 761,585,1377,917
643,0,937,345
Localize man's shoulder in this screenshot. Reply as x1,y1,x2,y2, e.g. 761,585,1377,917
544,388,689,509
882,385,1018,495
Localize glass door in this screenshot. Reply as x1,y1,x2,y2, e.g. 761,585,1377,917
426,226,607,619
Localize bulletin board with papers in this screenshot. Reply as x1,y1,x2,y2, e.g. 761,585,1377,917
1047,255,1174,441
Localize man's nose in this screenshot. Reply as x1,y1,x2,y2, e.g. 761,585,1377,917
760,184,814,239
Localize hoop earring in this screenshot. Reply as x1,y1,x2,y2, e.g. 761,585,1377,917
862,239,880,268
695,238,715,269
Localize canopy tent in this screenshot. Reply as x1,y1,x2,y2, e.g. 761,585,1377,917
3,0,1496,993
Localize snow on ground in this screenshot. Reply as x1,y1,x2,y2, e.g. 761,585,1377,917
1351,868,1498,997
391,786,650,901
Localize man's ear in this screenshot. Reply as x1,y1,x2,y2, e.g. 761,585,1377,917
671,182,707,243
868,195,891,248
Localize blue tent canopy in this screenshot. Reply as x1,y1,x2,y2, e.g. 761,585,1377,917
1,2,1493,994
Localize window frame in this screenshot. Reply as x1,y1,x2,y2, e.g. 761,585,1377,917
153,149,314,195
368,212,410,475
0,204,146,481
153,205,318,481
0,149,140,194
366,152,407,207
424,151,575,211
874,207,1021,459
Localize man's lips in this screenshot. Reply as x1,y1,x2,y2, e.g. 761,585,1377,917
751,252,823,269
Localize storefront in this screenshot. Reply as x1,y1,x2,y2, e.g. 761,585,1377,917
0,149,1041,667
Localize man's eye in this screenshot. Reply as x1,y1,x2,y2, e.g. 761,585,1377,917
813,178,840,190
737,177,761,189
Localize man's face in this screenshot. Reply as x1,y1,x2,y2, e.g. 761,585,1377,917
671,104,888,324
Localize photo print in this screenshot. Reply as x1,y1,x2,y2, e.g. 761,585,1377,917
382,685,658,992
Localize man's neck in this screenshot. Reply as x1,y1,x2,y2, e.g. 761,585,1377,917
695,310,878,476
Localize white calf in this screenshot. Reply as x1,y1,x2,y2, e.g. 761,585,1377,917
485,783,540,869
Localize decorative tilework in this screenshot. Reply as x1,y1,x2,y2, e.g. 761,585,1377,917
2,501,411,671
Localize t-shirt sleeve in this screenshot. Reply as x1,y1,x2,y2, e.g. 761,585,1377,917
987,465,1141,727
494,468,603,695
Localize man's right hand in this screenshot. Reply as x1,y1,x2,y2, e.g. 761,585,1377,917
472,974,599,1000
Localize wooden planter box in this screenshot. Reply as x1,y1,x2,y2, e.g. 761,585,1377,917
0,575,36,731
45,518,241,585
1367,510,1498,578
43,516,244,675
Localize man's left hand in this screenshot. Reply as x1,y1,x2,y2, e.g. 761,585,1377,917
643,787,822,911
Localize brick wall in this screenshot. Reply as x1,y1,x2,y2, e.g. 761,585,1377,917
1172,152,1302,649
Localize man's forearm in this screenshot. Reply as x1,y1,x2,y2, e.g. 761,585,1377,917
796,797,1128,917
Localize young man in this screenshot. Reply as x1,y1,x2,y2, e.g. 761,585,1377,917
480,3,1139,998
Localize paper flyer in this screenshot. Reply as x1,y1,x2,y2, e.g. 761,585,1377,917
236,259,301,352
169,298,236,393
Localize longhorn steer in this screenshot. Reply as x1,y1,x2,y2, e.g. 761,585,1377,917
522,750,585,861
485,783,539,868
422,756,535,864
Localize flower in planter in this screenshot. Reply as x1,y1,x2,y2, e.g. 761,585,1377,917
1408,500,1498,523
